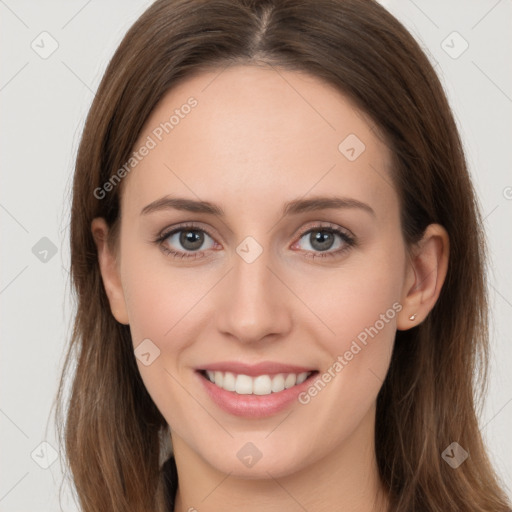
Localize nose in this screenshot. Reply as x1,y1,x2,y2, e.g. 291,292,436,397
215,248,293,344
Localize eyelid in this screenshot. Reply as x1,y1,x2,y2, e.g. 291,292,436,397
157,221,218,243
294,220,355,240
157,221,354,244
155,220,356,260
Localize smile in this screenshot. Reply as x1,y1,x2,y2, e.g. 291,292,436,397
197,364,319,418
202,370,313,395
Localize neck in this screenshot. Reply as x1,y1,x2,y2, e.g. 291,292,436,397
171,405,389,512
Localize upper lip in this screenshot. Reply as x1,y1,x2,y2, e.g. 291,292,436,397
198,361,316,377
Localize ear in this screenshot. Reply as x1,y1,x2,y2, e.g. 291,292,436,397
91,218,129,325
397,223,449,330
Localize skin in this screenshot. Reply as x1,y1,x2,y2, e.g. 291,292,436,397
92,65,449,512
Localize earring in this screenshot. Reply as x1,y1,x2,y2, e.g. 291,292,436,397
409,314,417,321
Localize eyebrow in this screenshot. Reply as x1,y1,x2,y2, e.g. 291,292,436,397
140,195,375,217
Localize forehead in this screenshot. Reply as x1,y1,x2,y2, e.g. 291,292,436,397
122,65,397,220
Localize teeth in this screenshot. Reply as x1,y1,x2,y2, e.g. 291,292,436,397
204,370,312,395
271,374,285,392
214,371,223,387
235,374,252,394
284,374,296,388
253,375,272,395
223,371,236,391
296,372,309,384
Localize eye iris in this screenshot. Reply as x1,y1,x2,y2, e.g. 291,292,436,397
180,230,204,250
310,230,334,251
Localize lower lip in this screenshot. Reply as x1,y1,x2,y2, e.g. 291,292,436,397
197,371,317,419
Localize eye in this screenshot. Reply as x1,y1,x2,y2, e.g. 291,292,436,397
292,224,356,259
154,222,356,261
156,223,217,260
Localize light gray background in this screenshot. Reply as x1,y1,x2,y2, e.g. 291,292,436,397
1,0,511,510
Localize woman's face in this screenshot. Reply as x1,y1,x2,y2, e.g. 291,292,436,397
104,65,414,478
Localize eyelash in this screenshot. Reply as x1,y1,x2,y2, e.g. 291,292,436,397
154,222,356,261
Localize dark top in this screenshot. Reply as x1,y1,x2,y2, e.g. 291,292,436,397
162,455,178,511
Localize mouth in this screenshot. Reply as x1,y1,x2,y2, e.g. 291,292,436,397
199,369,315,395
195,364,319,418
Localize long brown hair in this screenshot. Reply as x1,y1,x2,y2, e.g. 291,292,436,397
55,0,512,510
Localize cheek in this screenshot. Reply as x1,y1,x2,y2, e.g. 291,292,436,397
121,260,210,433
120,250,221,410
293,246,404,418
295,246,404,355
121,247,207,346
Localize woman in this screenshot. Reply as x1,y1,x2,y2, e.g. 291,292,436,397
55,0,512,510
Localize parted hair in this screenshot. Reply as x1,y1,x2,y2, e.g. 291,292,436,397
55,0,512,510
